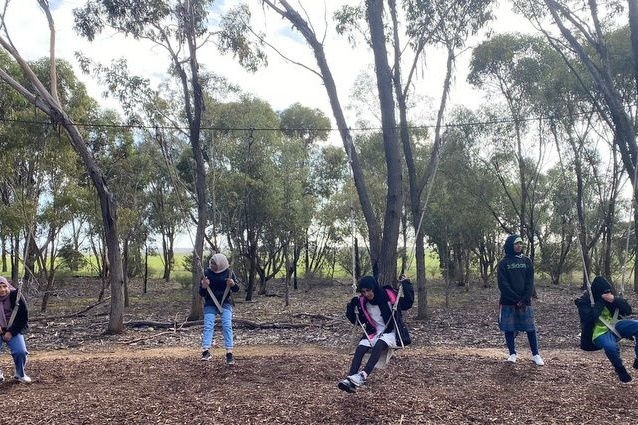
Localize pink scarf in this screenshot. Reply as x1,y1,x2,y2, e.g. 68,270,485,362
0,277,16,329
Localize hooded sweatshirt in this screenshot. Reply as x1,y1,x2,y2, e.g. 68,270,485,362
0,277,28,335
199,254,239,307
347,276,394,336
497,234,534,305
590,276,632,340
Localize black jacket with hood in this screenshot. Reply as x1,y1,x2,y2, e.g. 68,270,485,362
497,234,534,306
345,276,414,338
2,290,28,336
575,276,632,350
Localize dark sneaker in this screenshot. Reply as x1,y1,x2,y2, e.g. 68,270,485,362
615,366,632,383
201,350,212,361
225,353,235,365
633,358,638,370
338,378,357,393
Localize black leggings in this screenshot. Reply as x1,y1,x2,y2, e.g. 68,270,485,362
504,330,539,356
348,339,390,376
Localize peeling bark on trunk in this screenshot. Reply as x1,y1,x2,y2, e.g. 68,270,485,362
261,0,385,277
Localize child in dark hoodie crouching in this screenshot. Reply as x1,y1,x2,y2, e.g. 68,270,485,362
575,276,638,382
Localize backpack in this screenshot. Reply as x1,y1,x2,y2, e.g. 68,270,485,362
574,294,601,352
386,285,413,346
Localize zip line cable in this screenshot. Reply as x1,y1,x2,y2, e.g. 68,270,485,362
0,103,625,133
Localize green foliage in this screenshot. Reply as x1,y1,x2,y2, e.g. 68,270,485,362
279,103,331,146
405,0,495,48
58,242,88,272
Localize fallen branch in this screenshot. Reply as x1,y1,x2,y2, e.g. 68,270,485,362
31,296,111,322
234,319,308,329
125,320,199,329
290,313,336,321
121,330,180,345
123,318,309,330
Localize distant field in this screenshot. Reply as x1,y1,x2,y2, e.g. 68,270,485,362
60,253,192,281
50,250,443,283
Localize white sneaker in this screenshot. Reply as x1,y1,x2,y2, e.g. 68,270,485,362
347,371,366,387
531,354,545,366
14,374,31,384
0,370,4,383
507,353,517,363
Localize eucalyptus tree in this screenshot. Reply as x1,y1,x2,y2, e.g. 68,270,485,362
74,0,266,319
19,59,85,283
140,136,187,282
25,58,103,310
0,55,107,313
469,33,550,259
260,1,404,286
269,0,496,316
524,27,629,284
204,96,283,300
100,125,153,306
0,1,126,333
278,103,330,288
0,50,39,284
533,166,579,285
269,132,309,305
422,107,501,289
397,0,495,315
306,145,351,279
515,0,638,291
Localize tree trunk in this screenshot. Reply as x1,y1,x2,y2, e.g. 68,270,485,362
64,122,125,333
0,18,126,333
628,0,638,92
181,12,207,322
366,0,402,283
634,209,638,293
123,238,130,308
143,244,148,294
261,0,382,276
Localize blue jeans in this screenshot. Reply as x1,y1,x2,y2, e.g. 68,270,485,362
202,304,234,351
593,319,638,369
0,333,28,377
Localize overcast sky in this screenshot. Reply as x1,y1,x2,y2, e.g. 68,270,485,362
5,0,534,131
5,0,537,249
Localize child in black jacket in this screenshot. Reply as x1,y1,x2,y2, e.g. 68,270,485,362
338,275,414,393
199,254,240,365
0,276,30,383
575,276,638,382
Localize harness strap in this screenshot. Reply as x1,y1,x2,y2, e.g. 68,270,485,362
206,285,230,312
599,308,622,339
7,281,24,329
203,270,233,311
358,297,377,341
358,286,406,349
354,308,375,344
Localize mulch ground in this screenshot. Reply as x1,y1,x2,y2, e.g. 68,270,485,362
2,277,638,424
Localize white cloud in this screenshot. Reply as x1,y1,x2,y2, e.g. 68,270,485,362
5,1,534,134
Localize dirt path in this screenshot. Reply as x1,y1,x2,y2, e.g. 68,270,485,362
4,279,637,423
28,342,589,362
5,343,637,425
